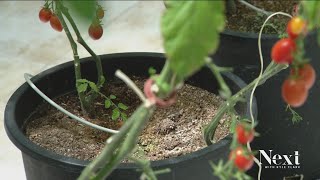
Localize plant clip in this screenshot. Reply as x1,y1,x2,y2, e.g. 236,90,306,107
143,78,177,108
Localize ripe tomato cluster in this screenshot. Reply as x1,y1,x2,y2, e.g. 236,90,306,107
39,7,63,32
88,6,104,40
271,17,316,107
39,5,105,41
229,122,255,171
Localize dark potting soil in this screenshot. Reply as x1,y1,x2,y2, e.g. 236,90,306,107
226,0,299,34
25,78,230,161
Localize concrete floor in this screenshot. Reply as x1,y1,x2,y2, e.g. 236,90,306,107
0,1,165,179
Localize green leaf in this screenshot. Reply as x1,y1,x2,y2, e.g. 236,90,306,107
77,83,88,93
121,112,128,121
148,67,157,76
118,103,128,110
287,106,303,124
301,1,320,30
88,82,99,92
161,1,225,78
110,95,116,99
104,99,111,109
64,1,96,22
112,108,120,120
77,79,89,83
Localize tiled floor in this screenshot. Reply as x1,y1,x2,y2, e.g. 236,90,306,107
0,1,165,179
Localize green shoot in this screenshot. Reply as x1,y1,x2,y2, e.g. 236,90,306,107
77,79,128,121
286,105,303,124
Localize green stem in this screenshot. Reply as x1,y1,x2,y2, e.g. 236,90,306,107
155,61,183,98
129,156,157,180
78,60,182,180
59,4,104,88
55,3,88,113
204,62,287,145
78,105,155,180
206,61,232,99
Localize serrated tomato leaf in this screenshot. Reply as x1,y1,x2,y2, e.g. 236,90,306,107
104,99,111,109
161,1,225,78
121,113,128,121
88,82,98,92
77,83,88,93
112,108,120,120
77,79,89,83
118,103,128,110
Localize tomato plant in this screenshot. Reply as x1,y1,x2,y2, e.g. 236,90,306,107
287,16,306,39
271,38,296,64
96,7,104,19
236,123,254,145
282,78,308,107
88,23,103,40
229,147,254,171
50,14,63,32
39,8,52,23
291,64,316,90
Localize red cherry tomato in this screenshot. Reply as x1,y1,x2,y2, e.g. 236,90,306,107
50,14,63,32
39,8,52,23
236,123,254,145
96,7,104,19
229,147,254,171
271,38,296,64
89,23,103,40
282,78,308,107
287,17,306,39
291,64,316,90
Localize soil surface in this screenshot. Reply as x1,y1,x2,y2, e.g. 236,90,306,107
25,78,230,161
226,0,299,34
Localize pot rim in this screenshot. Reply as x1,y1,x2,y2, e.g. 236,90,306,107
4,52,257,170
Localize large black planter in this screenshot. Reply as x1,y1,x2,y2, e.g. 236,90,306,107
212,30,320,179
4,53,256,180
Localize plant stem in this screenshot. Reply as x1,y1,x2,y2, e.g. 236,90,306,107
204,62,287,145
238,0,273,16
60,4,104,88
206,59,232,99
78,105,155,180
78,60,183,180
55,3,88,113
155,61,183,98
129,155,157,180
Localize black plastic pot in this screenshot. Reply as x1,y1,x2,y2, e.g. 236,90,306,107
4,53,257,180
212,30,320,179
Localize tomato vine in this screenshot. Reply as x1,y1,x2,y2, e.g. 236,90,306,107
35,1,320,180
